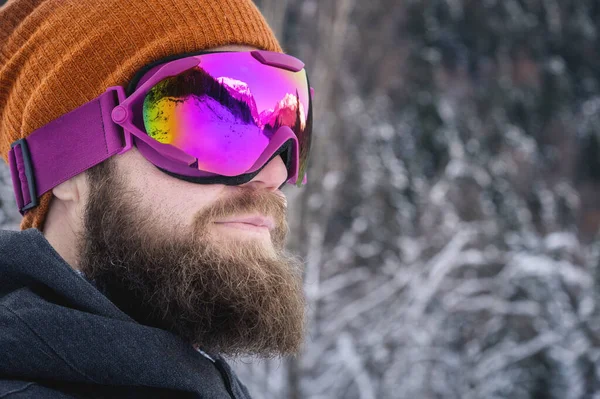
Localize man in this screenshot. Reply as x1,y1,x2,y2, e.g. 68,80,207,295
0,0,312,397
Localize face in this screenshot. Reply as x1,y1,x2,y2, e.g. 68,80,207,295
75,46,306,357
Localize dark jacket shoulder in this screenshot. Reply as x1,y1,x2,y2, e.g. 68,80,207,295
0,378,196,398
0,380,70,398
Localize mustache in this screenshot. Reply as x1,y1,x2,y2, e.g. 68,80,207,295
192,189,289,244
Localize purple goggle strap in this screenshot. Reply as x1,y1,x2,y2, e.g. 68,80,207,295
8,88,124,215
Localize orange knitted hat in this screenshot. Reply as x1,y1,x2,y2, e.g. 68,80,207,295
0,0,282,231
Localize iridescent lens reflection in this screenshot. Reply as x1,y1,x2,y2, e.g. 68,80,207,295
143,52,311,183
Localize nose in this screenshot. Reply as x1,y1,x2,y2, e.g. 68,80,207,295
242,155,288,191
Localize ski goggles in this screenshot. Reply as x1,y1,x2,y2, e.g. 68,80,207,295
8,50,313,215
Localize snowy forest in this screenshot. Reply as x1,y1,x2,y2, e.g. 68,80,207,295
2,0,600,398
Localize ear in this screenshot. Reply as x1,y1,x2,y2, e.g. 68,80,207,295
52,173,88,204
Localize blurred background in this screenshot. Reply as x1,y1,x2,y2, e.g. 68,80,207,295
2,0,600,398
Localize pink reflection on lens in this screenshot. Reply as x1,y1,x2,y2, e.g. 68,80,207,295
174,96,268,175
143,52,311,182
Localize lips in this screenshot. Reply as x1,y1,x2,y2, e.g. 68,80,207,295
214,215,275,230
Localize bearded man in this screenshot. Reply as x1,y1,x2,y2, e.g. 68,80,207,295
0,0,312,397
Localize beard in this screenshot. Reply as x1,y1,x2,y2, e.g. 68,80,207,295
76,158,306,357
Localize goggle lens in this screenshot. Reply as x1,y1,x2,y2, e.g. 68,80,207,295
142,52,311,185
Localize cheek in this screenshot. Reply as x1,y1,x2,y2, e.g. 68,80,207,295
137,172,225,227
115,148,226,228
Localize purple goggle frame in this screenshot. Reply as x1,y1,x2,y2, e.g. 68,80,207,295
8,50,313,215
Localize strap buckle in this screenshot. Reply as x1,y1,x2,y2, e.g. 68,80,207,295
9,138,38,215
